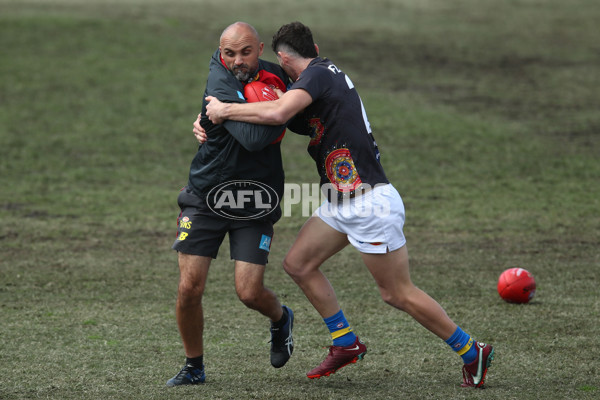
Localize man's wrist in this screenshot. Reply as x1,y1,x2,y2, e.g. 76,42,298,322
221,103,232,120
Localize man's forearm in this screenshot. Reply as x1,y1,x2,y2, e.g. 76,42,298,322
206,90,310,126
223,120,286,151
221,101,284,125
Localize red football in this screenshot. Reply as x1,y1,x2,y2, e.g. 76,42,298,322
244,81,279,103
497,267,536,303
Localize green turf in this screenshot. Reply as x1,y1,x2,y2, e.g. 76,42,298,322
1,0,598,399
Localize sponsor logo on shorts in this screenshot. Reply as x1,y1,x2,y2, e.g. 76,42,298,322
259,234,272,252
176,216,192,241
206,180,279,220
177,232,188,241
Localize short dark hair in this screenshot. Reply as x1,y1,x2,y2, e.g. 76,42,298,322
271,22,318,58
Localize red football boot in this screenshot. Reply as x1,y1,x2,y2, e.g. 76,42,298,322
307,337,367,379
461,341,494,388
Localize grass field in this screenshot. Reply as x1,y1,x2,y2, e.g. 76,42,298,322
1,0,599,399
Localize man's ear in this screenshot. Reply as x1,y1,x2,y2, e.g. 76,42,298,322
258,42,264,57
314,44,319,55
277,51,287,64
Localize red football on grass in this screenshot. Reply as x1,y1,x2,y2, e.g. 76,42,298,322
497,267,536,303
244,81,279,103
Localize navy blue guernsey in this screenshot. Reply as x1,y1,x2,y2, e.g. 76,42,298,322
287,57,388,200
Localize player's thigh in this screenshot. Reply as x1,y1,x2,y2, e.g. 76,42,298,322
285,216,350,270
361,245,412,293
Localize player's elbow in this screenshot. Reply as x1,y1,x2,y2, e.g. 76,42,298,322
264,109,289,126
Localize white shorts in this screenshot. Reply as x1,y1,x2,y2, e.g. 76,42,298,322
315,183,406,254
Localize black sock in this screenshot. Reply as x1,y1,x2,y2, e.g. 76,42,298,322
273,307,288,328
186,355,204,369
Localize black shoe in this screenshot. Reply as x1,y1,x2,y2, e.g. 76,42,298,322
270,305,294,368
166,363,206,387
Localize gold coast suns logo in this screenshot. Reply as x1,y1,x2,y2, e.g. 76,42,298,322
176,216,192,241
179,216,192,229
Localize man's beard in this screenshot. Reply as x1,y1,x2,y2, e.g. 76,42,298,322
233,64,252,82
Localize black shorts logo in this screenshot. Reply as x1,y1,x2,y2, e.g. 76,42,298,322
206,180,279,220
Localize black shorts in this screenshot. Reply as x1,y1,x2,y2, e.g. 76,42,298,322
172,188,274,265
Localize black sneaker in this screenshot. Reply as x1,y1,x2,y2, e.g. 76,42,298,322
166,363,206,387
270,305,294,368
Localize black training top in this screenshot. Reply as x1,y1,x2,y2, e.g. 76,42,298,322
287,57,388,200
188,49,289,221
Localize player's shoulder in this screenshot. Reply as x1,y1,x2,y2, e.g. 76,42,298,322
258,58,288,81
299,58,336,84
310,57,333,68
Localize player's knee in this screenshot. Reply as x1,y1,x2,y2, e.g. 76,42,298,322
379,289,410,311
282,256,303,280
379,290,397,307
236,286,261,308
177,281,203,307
